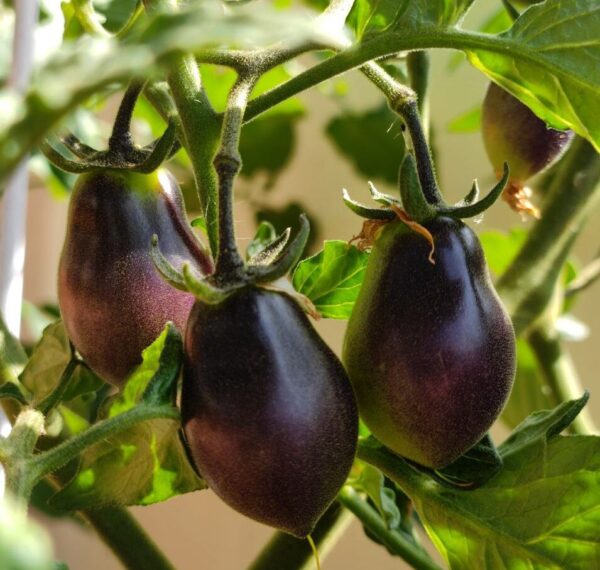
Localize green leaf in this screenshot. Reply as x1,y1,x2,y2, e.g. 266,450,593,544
432,434,503,489
0,314,27,386
446,105,481,134
352,464,401,531
389,0,475,30
18,320,102,407
51,324,204,510
0,1,314,187
359,395,600,570
466,1,600,150
292,241,369,319
479,228,527,276
326,104,405,185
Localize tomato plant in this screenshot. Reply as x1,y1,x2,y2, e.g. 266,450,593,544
0,1,599,569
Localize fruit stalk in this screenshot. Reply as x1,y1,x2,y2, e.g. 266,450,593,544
338,487,442,570
213,75,256,280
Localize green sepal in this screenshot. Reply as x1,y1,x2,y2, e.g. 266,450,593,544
342,189,396,221
368,182,401,207
150,235,188,292
133,120,178,174
398,154,437,222
182,264,231,304
456,179,480,207
40,141,97,174
439,162,510,219
249,214,311,283
247,227,291,267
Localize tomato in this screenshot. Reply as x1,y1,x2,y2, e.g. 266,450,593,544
343,216,515,468
182,286,358,537
482,82,573,185
59,169,212,386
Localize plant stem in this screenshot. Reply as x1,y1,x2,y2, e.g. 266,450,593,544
359,62,441,205
82,507,175,570
338,486,441,570
249,503,352,570
406,51,431,136
28,405,180,483
497,138,600,335
108,81,144,151
213,76,255,279
528,326,597,435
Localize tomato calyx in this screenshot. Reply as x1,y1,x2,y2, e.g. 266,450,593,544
40,81,179,175
152,213,312,309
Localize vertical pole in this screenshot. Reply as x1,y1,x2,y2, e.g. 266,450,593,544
0,0,39,496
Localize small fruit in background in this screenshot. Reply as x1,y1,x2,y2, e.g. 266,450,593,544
481,82,573,218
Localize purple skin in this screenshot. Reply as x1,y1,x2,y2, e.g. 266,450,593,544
482,82,574,183
343,217,516,469
182,287,358,538
59,169,213,386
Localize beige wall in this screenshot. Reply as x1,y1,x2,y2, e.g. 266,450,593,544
24,44,599,570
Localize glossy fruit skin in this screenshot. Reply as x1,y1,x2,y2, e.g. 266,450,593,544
182,287,358,537
59,169,212,386
482,82,573,183
343,217,516,469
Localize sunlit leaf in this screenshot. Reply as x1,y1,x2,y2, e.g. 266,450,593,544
293,240,369,319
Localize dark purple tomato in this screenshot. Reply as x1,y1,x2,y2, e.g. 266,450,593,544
482,82,573,185
59,169,212,386
343,217,515,469
182,287,358,537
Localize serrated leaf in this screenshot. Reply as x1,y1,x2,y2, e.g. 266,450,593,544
292,240,369,319
360,396,600,570
50,324,203,510
326,104,405,185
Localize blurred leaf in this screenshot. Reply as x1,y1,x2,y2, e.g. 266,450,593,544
360,395,600,570
502,338,556,430
0,497,55,570
293,241,369,319
479,228,527,276
447,105,481,134
21,300,58,344
51,324,204,511
0,382,28,405
0,314,28,386
0,1,314,187
255,202,318,256
94,0,138,33
326,104,405,185
246,221,277,259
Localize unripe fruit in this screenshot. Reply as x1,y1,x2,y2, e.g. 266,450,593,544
182,287,358,537
343,217,516,469
482,82,573,217
59,169,212,386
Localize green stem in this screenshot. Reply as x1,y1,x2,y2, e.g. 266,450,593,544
37,358,78,416
83,507,175,570
72,0,111,37
528,327,597,435
406,51,431,136
338,486,441,570
497,138,600,335
28,405,180,482
213,76,255,279
168,57,221,256
249,503,352,570
108,81,144,151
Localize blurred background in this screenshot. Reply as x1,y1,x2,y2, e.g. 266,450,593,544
5,1,599,568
